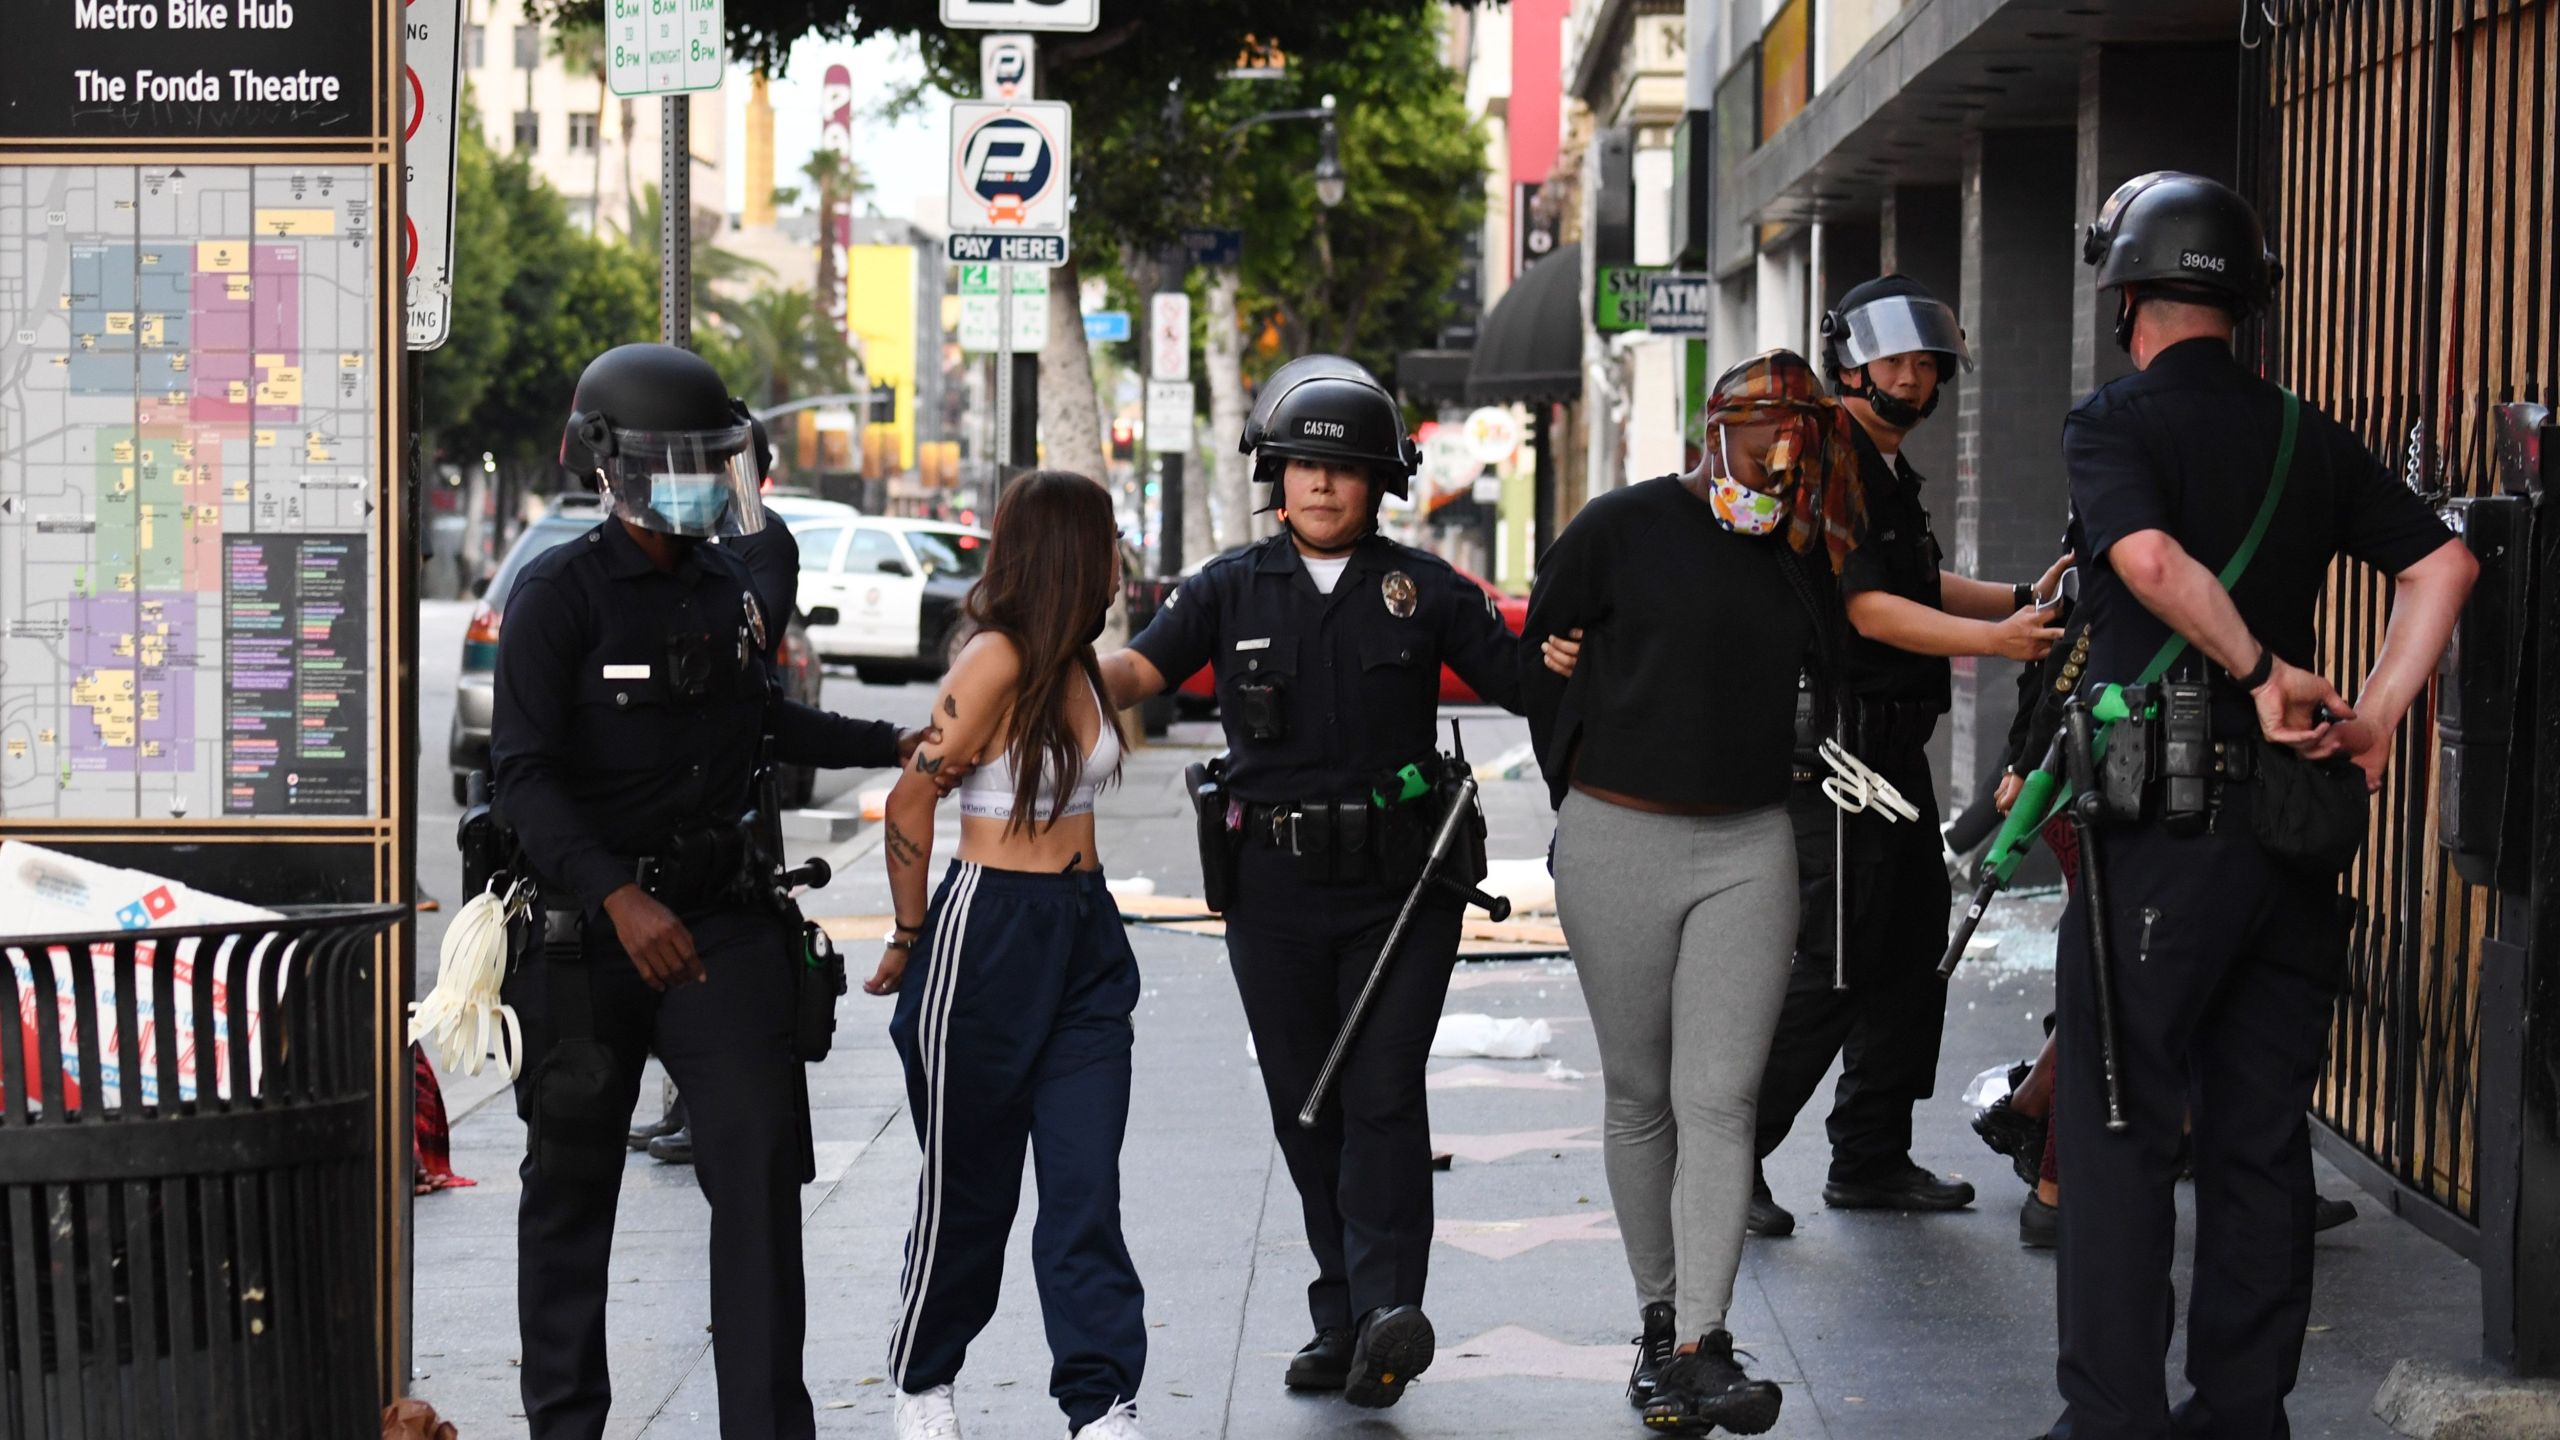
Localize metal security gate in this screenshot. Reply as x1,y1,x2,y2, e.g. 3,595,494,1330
2244,0,2559,1241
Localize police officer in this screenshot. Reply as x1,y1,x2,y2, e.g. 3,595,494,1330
2040,174,2473,1439
1097,355,1529,1408
491,343,928,1440
1746,274,2071,1236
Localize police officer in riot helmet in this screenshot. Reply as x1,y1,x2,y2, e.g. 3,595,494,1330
490,343,933,1440
2036,174,2472,1438
1097,355,1532,1408
1736,275,2068,1238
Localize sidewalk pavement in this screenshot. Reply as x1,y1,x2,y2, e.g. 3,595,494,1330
410,713,2481,1439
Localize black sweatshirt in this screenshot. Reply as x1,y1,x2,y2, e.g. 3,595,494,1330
1520,475,1831,812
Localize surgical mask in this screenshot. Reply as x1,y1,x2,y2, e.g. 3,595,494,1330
649,473,732,536
1706,426,1788,537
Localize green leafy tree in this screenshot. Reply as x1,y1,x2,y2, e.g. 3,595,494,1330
418,99,517,461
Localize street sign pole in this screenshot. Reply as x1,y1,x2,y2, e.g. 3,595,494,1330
1154,259,1191,573
995,261,1014,471
661,95,690,348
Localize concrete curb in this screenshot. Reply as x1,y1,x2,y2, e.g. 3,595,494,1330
2374,1358,2560,1438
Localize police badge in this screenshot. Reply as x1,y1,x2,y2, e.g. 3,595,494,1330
1381,571,1419,619
742,590,768,653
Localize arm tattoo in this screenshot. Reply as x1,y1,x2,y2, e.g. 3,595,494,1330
915,752,945,777
884,820,924,868
943,694,958,718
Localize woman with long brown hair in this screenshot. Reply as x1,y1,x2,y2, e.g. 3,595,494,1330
864,471,1147,1440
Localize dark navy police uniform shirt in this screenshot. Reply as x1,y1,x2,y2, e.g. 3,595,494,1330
492,519,900,911
2066,338,2454,727
1837,424,1953,713
1128,532,1528,803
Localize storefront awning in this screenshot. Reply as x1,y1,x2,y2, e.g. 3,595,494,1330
1466,243,1583,406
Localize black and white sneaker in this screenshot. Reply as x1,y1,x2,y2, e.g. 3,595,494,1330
1641,1330,1783,1434
1343,1305,1433,1409
1626,1301,1678,1409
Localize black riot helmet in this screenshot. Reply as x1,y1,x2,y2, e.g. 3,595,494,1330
559,343,764,538
2082,171,2280,350
1819,274,1972,427
1240,354,1420,501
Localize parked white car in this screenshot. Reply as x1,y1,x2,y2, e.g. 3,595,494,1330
782,514,991,682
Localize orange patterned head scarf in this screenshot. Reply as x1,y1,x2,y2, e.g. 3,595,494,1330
1705,349,1867,573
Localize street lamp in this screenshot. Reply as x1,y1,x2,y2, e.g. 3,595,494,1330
1223,93,1349,208
1314,118,1346,208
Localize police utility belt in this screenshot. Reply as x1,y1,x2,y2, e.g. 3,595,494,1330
2088,679,2365,874
1186,755,1490,908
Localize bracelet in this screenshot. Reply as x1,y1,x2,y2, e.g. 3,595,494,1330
2236,646,2276,691
884,936,913,953
2013,581,2034,611
893,918,925,935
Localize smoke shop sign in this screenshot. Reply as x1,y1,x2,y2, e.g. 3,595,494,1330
1,0,374,139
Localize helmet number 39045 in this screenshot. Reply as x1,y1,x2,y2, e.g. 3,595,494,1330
2179,250,2227,272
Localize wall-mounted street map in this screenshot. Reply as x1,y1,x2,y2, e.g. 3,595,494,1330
0,164,377,820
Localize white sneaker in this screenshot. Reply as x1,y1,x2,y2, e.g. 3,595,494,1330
893,1384,962,1440
1070,1399,1145,1439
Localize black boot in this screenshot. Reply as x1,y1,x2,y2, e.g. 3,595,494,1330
1745,1171,1795,1238
646,1126,693,1165
2018,1191,2058,1249
1626,1301,1677,1409
1971,1094,2047,1189
1822,1163,1974,1211
1343,1305,1433,1409
1641,1329,1783,1434
1284,1327,1352,1391
2314,1195,2357,1232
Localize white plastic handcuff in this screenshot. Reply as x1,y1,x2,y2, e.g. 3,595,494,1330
409,875,531,1082
1819,740,1920,823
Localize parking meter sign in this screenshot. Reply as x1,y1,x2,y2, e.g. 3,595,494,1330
948,101,1071,239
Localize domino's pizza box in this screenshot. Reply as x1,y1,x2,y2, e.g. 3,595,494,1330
0,842,281,1109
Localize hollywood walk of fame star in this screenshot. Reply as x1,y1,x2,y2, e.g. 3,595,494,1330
1436,1210,1621,1261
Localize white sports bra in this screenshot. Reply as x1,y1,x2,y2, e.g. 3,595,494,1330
955,671,1122,821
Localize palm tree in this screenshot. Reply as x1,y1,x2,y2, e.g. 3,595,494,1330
548,18,608,232
723,285,862,411
624,184,770,339
801,147,872,332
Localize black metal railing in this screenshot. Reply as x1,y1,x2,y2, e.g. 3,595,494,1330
0,904,406,1439
2246,0,2558,1230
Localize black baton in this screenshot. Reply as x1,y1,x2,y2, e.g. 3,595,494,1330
2062,701,2131,1134
1297,773,1498,1130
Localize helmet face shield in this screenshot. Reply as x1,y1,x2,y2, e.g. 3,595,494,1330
595,424,764,538
1834,293,1974,374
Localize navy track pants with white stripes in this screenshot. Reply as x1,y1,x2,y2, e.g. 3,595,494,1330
886,861,1147,1429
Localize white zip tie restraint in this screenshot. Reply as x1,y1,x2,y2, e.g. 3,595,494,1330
1820,740,1920,823
409,875,530,1081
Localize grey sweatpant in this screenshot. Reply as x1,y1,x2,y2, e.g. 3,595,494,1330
1553,790,1799,1338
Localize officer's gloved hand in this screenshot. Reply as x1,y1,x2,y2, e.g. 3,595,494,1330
602,884,706,989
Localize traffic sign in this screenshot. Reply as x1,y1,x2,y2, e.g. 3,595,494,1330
1084,310,1132,343
948,232,1068,266
403,0,465,350
1180,227,1244,267
958,264,1048,352
1149,292,1191,381
942,0,1099,32
1146,381,1196,454
609,0,725,97
948,100,1072,244
981,34,1037,99
1642,273,1715,336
